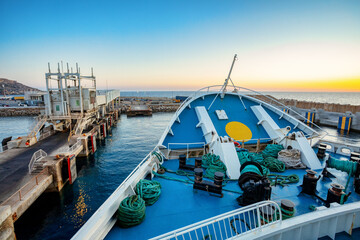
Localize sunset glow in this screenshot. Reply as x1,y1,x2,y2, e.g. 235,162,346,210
0,0,359,92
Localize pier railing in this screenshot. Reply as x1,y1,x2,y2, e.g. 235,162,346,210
150,201,282,240
38,130,54,141
28,149,47,174
69,140,82,153
57,139,83,156
1,168,50,207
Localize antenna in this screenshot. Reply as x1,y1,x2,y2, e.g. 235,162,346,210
76,63,79,73
91,67,93,77
48,62,51,73
67,63,69,73
57,63,60,73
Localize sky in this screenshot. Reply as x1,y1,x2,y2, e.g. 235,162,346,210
0,0,359,92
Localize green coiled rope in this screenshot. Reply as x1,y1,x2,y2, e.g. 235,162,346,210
202,153,227,179
237,152,269,175
117,195,146,227
262,157,285,172
238,151,285,174
267,174,299,187
262,144,284,158
152,151,164,164
241,164,263,176
135,179,161,206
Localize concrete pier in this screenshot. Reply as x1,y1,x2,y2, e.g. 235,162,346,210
0,206,15,240
0,112,119,238
0,105,121,238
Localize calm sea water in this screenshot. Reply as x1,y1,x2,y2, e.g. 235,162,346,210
120,91,360,105
0,116,35,151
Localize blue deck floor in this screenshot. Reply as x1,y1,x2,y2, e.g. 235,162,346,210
106,152,360,240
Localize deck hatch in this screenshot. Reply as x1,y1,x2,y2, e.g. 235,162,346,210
215,110,228,120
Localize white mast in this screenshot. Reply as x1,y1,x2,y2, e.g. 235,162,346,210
208,54,238,111
221,54,237,98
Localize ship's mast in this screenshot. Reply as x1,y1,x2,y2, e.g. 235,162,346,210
221,54,237,98
208,54,238,111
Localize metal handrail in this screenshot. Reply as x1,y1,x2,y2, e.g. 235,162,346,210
158,84,326,147
38,130,54,141
57,139,83,156
150,201,282,240
28,116,47,138
69,140,82,153
28,149,47,174
168,142,206,158
320,134,360,146
1,167,50,207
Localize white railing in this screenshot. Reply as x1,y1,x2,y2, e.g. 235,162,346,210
38,130,54,141
168,142,206,158
70,140,82,153
238,202,360,240
321,134,360,147
28,149,47,174
28,116,47,138
55,139,83,156
170,85,323,132
150,201,282,240
1,168,50,208
158,84,325,147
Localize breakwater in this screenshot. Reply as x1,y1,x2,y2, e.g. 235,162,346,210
0,107,44,117
279,99,360,114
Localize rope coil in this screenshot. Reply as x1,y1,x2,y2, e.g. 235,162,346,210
135,179,162,206
278,149,305,169
262,144,284,158
202,153,227,179
117,195,146,227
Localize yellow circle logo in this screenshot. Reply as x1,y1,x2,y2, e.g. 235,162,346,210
225,121,252,142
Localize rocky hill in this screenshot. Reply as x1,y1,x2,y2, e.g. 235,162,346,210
0,78,40,95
